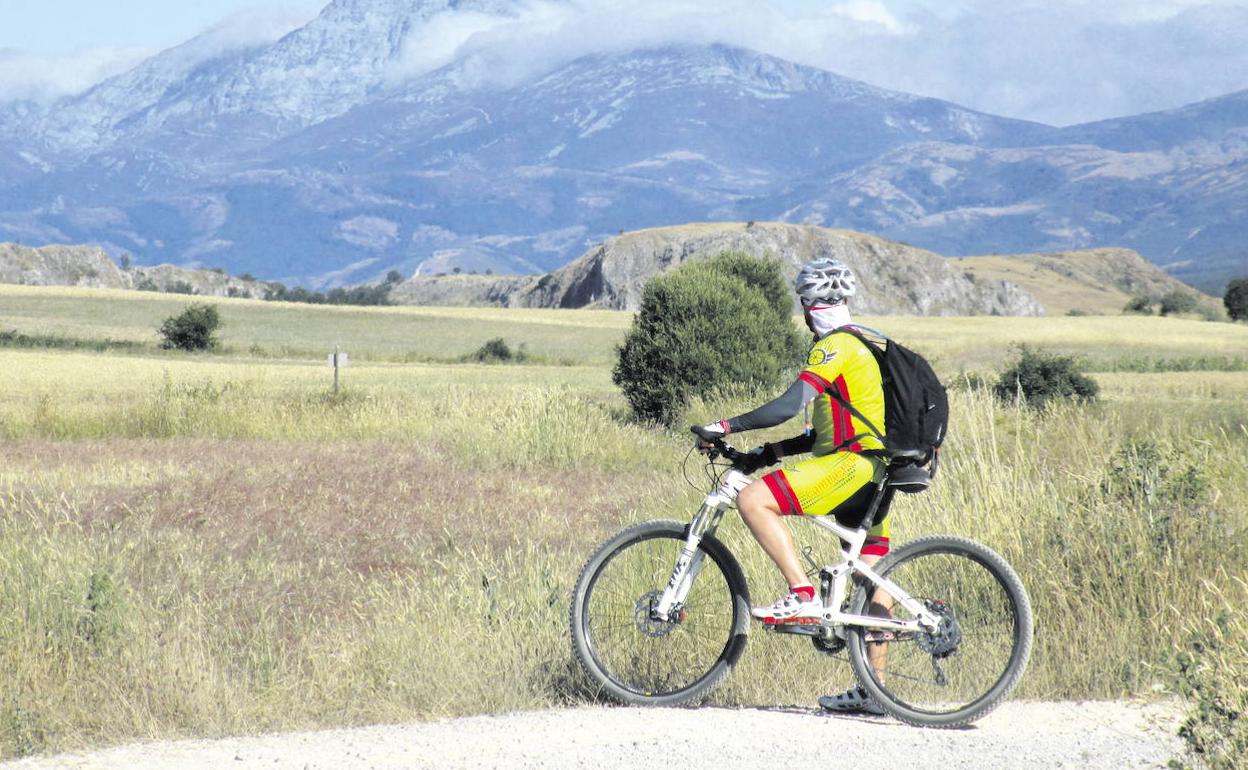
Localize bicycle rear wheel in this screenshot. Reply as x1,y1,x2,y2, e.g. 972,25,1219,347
569,520,750,706
846,535,1033,728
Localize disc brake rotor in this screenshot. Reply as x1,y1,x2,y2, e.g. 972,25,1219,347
634,590,682,638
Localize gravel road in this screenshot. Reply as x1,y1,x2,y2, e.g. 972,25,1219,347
2,701,1182,770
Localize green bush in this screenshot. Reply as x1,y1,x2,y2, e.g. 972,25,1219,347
993,346,1099,408
470,338,527,364
613,252,804,425
1225,278,1248,322
1163,582,1248,770
1160,289,1199,316
1124,295,1156,315
158,304,221,352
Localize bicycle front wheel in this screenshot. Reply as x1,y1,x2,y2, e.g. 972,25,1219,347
569,519,750,706
846,535,1034,728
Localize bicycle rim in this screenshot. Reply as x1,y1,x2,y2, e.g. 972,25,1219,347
575,524,746,703
847,536,1032,727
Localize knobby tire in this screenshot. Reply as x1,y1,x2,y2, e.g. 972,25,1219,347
846,534,1034,728
569,520,750,706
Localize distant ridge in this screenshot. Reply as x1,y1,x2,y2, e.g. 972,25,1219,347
4,26,1246,293
391,222,1044,316
0,243,269,298
950,249,1219,316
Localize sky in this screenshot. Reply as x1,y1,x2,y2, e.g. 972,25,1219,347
2,0,1247,125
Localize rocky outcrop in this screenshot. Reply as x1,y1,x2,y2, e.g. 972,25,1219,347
387,273,529,306
0,242,271,298
395,223,1043,316
0,243,128,288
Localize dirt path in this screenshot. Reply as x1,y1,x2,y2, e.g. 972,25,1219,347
2,701,1182,770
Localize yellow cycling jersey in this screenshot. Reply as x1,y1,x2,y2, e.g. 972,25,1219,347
797,328,886,456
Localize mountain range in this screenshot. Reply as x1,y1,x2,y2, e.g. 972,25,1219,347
1,0,1245,293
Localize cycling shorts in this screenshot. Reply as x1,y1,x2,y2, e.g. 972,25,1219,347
761,451,893,556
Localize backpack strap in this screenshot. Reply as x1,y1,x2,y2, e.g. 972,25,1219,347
824,327,887,447
824,387,886,446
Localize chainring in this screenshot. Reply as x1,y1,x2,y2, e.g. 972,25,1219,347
811,632,847,657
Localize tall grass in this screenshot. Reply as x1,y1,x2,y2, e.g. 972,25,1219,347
2,359,1245,758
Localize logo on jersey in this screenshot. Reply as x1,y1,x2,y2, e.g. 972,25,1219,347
807,348,838,367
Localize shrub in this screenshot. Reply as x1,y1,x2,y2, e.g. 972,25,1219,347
1163,581,1248,770
1124,295,1156,315
165,281,197,295
1159,289,1198,316
1225,278,1248,322
264,282,393,306
470,338,526,364
158,304,221,352
613,252,804,426
993,346,1099,408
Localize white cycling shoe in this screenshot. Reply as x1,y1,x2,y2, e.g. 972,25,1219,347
819,685,886,716
751,590,823,625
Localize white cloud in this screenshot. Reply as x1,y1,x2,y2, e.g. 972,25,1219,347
385,0,1248,125
201,4,320,49
0,4,318,104
7,0,1245,125
0,47,154,103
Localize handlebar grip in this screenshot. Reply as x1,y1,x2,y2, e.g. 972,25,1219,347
689,424,721,442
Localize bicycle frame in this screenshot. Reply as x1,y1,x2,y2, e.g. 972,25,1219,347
652,464,941,635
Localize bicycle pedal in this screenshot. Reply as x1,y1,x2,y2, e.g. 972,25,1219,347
763,618,822,636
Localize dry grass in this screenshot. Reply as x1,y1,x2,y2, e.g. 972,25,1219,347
6,284,1247,372
1,304,1246,759
0,284,629,364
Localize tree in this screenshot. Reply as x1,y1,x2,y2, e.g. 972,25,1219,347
1159,290,1198,316
158,304,221,352
1124,295,1155,315
385,270,404,285
613,252,805,426
993,346,1099,409
1224,278,1248,322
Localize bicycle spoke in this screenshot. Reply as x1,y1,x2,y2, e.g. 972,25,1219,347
849,540,1031,725
580,531,738,698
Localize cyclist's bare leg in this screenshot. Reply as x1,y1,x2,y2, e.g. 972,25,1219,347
863,553,893,680
736,480,809,588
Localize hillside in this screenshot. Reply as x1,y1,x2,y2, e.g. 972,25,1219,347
2,2,1247,292
391,222,1043,315
0,242,270,298
950,248,1219,316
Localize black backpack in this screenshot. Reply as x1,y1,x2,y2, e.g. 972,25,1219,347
826,327,948,467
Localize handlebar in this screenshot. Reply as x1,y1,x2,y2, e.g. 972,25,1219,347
690,426,745,465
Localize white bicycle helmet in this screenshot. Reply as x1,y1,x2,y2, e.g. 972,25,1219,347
795,258,857,305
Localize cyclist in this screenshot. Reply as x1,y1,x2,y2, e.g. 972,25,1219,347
692,257,892,715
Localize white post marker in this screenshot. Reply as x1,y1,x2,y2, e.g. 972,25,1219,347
328,347,349,394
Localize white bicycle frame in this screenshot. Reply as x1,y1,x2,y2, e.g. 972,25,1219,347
653,468,942,634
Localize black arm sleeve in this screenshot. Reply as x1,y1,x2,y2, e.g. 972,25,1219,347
776,432,816,458
724,379,818,433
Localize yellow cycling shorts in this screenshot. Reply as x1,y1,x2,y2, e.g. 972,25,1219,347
761,451,893,556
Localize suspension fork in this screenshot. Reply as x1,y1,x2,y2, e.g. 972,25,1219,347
652,470,748,620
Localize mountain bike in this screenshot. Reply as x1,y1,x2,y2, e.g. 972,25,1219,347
569,438,1034,728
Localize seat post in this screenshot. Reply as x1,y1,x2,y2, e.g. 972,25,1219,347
855,469,892,531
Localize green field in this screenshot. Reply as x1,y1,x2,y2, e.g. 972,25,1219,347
1,285,1246,761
